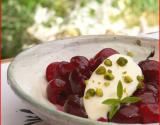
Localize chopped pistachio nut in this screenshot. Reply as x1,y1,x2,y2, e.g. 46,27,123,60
96,66,106,75
85,88,95,99
98,82,102,84
92,80,95,83
104,81,110,87
85,95,90,99
117,57,128,66
124,75,133,83
137,75,144,82
137,82,144,89
127,51,134,57
96,88,103,97
84,80,89,85
122,71,127,74
104,59,112,66
108,69,112,73
104,72,115,80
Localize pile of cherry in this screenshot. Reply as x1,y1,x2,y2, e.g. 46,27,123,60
46,48,159,123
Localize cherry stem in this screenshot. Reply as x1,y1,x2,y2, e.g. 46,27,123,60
146,47,155,60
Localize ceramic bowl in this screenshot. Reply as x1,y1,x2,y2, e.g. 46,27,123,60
7,35,158,125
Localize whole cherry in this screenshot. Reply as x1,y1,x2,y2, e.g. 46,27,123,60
46,62,61,82
138,60,159,83
47,79,70,106
90,48,119,71
64,95,88,118
69,69,86,96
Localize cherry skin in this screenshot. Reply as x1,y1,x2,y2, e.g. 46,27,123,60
94,48,119,60
80,67,92,79
139,104,159,123
89,57,104,72
138,60,159,83
70,56,92,79
90,48,119,71
58,62,76,80
47,79,70,106
69,69,86,96
145,82,158,96
97,117,108,122
64,95,88,118
70,56,89,70
138,92,157,104
111,104,142,123
46,62,61,82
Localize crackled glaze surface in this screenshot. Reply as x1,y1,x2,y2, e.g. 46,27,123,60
8,35,158,125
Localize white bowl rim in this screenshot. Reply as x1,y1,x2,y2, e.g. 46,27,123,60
7,35,158,125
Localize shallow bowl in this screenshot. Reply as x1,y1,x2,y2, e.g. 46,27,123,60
7,35,158,125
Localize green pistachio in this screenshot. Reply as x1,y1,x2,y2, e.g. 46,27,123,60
96,88,103,97
85,95,90,99
124,75,133,83
104,81,110,87
84,80,89,85
108,69,112,73
85,88,95,99
98,82,102,84
104,72,115,80
127,51,134,57
122,71,127,74
116,57,128,66
137,82,144,89
104,59,112,66
137,75,144,82
96,66,106,75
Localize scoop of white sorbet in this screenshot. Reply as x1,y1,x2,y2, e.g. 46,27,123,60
83,54,143,120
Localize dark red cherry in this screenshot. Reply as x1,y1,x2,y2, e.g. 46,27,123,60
47,79,70,106
90,48,119,71
80,67,92,79
70,56,89,70
64,95,88,118
69,69,86,96
94,48,119,60
133,88,146,97
145,82,158,96
145,80,159,88
138,60,159,83
138,92,157,104
46,62,61,82
58,62,76,79
55,104,63,111
89,57,104,71
97,117,108,122
111,105,141,123
70,56,92,79
139,104,159,123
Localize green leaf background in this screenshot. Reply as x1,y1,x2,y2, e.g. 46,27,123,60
2,0,158,59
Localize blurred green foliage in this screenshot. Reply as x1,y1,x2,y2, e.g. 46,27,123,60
2,0,76,59
2,0,158,59
2,0,36,58
110,0,158,28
